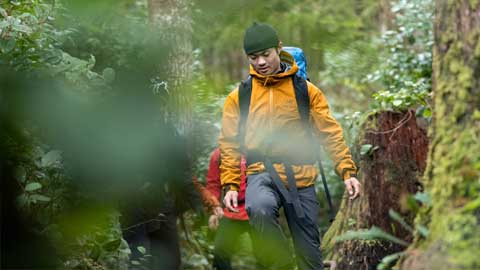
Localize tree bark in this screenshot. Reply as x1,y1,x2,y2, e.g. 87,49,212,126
399,1,480,269
148,0,194,135
378,0,394,34
322,110,428,270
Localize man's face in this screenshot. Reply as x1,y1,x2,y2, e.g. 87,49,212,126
247,47,281,76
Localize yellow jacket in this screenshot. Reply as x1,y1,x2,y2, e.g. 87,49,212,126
219,52,357,191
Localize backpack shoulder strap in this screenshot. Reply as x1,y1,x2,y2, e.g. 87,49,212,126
292,75,336,221
292,74,310,123
238,77,253,151
238,75,309,151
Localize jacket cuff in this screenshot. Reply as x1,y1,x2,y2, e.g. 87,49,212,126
222,183,240,192
342,168,357,180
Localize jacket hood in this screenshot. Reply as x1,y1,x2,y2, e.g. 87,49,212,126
249,50,299,85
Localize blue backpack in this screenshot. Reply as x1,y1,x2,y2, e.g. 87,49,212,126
282,46,308,80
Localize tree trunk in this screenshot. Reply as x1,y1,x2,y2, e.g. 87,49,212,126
378,0,394,34
148,0,194,135
399,1,480,269
322,110,428,270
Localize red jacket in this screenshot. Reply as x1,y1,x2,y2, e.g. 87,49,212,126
206,148,248,220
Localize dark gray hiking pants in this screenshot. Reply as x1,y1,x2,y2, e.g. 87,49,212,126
245,172,324,270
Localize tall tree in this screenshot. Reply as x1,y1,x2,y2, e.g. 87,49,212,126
148,0,194,135
400,1,480,269
378,0,394,33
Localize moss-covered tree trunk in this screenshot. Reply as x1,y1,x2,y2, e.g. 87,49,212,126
322,110,428,270
399,2,480,269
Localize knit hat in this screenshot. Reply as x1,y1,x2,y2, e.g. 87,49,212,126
243,22,279,54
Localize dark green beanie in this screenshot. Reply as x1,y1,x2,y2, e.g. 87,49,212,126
243,22,279,54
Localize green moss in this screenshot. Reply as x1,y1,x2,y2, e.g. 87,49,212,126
422,50,480,268
473,109,480,121
401,1,480,269
429,211,480,268
475,37,480,58
469,0,479,9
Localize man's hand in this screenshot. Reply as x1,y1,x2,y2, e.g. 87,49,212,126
212,206,224,218
208,214,220,230
344,177,361,200
208,207,224,230
223,190,239,213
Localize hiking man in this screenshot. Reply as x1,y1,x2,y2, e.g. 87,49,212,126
219,22,361,270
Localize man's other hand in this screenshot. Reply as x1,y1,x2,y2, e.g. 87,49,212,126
212,206,224,218
223,190,239,212
208,207,224,230
208,214,220,230
344,177,361,200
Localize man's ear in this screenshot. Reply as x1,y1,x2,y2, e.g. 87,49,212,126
277,41,283,51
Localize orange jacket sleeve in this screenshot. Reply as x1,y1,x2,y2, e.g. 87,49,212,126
218,90,242,191
308,83,357,180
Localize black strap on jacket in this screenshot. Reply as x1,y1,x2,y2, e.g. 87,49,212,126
238,77,252,152
264,159,305,218
238,74,336,222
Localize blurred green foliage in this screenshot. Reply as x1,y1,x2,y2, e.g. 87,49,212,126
0,1,66,70
192,0,382,107
1,0,183,269
368,0,433,113
1,0,436,269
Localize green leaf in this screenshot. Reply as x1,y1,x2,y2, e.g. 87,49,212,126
0,38,16,54
30,194,51,202
137,246,146,255
392,99,403,107
415,225,429,237
25,182,42,192
414,192,432,206
17,194,28,207
406,195,420,213
377,251,407,270
0,20,9,28
102,67,115,83
0,7,7,18
463,197,480,212
388,209,413,233
95,233,108,244
90,245,102,260
11,23,32,34
347,218,357,227
41,150,62,167
186,254,209,267
131,260,141,266
422,107,432,118
103,239,121,252
15,167,26,183
42,49,63,64
87,54,96,69
360,144,373,155
335,226,410,247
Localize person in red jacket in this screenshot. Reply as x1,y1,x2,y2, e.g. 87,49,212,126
205,148,252,270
